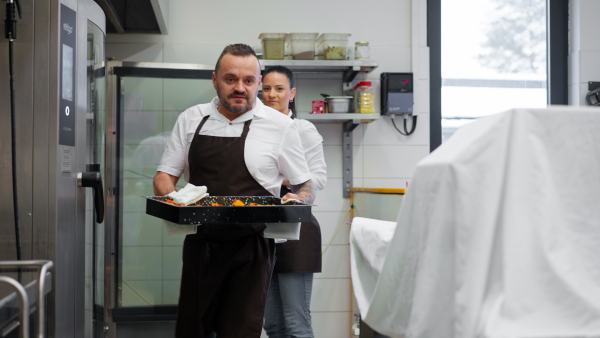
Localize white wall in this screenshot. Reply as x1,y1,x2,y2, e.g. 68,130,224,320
106,0,429,336
569,0,600,105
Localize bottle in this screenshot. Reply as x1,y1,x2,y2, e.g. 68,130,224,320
354,81,375,113
354,41,370,60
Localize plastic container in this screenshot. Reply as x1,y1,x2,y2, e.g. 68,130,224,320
325,96,353,113
290,33,318,60
354,41,370,60
258,33,288,60
317,33,351,60
353,81,375,113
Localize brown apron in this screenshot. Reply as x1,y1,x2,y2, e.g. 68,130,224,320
175,115,276,338
275,186,322,273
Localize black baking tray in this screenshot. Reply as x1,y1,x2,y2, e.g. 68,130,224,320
145,196,312,225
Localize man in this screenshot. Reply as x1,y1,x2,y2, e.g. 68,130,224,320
153,44,314,338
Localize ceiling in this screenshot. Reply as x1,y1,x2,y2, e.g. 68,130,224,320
93,0,164,34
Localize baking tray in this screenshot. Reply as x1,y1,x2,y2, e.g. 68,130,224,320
145,196,312,225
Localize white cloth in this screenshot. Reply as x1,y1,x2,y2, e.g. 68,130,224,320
157,97,311,197
263,222,302,240
351,107,600,338
350,217,397,319
167,183,208,205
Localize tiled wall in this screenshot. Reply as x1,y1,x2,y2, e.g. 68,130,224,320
569,0,600,105
106,0,429,336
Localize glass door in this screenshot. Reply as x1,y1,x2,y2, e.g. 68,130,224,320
83,20,106,338
104,63,214,336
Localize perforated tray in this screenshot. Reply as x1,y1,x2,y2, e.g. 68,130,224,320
145,196,312,225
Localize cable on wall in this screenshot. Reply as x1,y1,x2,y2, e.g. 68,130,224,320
390,114,418,136
5,0,22,280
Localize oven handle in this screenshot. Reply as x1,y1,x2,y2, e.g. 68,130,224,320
77,171,105,223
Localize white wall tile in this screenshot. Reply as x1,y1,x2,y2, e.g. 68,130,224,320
321,245,351,278
162,246,184,281
577,51,600,84
362,115,429,146
417,46,430,80
162,280,181,305
163,78,215,111
569,51,580,87
121,280,163,306
311,278,352,312
578,0,600,51
122,110,164,146
313,179,352,212
122,246,163,281
312,312,353,338
370,46,413,75
363,178,412,190
162,44,222,65
323,145,343,179
122,212,163,247
315,123,342,146
363,145,430,178
123,77,164,111
315,211,352,245
416,78,430,114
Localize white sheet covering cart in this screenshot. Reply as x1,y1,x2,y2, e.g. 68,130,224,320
350,107,600,338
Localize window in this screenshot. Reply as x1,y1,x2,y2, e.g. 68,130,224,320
440,0,548,141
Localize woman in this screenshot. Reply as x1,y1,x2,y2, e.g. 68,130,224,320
261,66,327,338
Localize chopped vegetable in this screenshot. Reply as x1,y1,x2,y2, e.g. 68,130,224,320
232,199,246,206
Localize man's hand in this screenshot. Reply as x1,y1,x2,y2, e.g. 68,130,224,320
286,179,314,205
153,172,179,196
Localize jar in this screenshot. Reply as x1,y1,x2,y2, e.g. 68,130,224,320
353,81,375,114
354,41,370,60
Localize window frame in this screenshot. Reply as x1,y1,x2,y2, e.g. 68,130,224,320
428,0,569,152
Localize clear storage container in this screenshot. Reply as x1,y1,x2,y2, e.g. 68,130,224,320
316,33,351,60
258,33,288,60
354,81,375,113
354,41,370,60
290,33,318,60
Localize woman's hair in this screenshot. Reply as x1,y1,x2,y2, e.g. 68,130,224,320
263,66,296,117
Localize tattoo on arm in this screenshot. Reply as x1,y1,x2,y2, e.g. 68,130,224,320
291,180,315,205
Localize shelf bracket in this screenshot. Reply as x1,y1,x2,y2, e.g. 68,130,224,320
343,65,361,84
342,121,359,198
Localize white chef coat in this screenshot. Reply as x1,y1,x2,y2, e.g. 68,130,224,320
286,110,327,191
157,97,311,197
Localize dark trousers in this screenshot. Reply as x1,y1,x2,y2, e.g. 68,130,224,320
176,233,275,338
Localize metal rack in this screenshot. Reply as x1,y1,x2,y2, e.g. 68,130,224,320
0,260,54,338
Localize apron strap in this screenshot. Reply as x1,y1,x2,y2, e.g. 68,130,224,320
194,115,210,135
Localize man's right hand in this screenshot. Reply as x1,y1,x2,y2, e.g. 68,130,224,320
153,172,179,196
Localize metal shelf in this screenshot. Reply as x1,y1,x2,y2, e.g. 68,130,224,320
260,59,378,83
296,112,380,123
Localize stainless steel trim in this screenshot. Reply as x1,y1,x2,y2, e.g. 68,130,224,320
116,61,215,70
103,60,119,338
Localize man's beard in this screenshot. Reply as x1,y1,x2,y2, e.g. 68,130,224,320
217,86,254,114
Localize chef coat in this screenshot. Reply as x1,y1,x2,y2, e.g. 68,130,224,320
157,97,310,196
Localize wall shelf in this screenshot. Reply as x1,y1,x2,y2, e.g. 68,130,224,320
296,112,380,124
260,59,378,83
